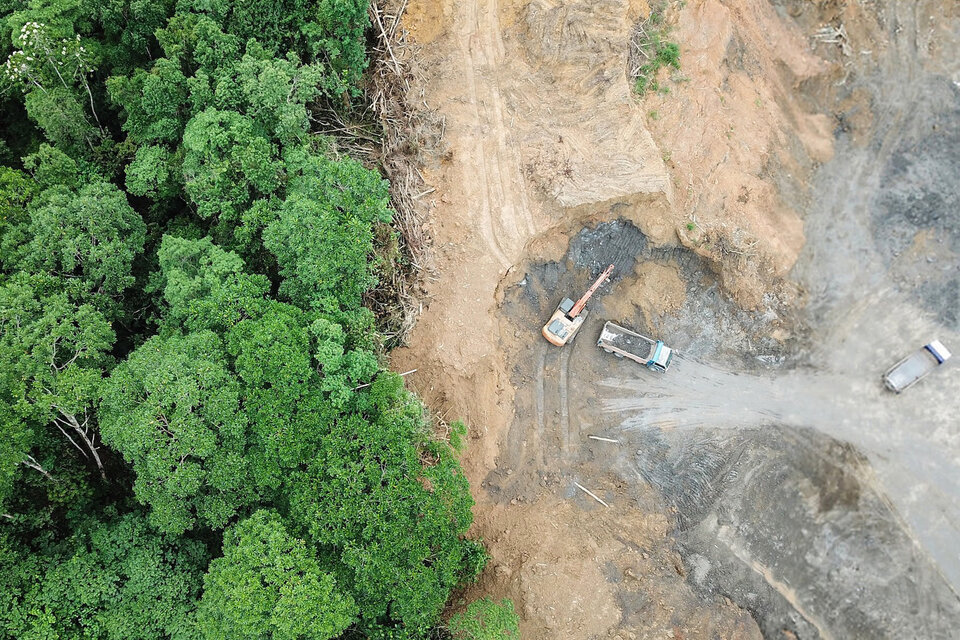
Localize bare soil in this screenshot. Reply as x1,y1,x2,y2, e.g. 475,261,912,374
389,0,960,637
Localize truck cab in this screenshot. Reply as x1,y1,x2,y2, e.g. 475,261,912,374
646,339,674,372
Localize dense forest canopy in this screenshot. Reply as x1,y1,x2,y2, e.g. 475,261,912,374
0,0,517,637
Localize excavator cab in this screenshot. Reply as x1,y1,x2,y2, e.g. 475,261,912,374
541,265,614,346
542,302,589,346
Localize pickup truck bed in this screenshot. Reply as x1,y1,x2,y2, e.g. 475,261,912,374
883,340,951,393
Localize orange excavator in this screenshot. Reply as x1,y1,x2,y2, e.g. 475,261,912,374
541,264,614,346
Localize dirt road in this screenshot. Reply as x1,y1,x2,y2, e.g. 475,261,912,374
393,0,960,637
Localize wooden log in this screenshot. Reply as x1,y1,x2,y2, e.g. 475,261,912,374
574,482,610,508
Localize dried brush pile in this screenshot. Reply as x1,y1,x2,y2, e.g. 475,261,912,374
365,0,446,347
311,0,445,347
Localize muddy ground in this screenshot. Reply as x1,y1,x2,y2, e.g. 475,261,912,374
495,209,960,638
392,0,960,637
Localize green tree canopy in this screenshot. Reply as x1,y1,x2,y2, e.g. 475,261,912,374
155,235,378,490
264,152,392,311
0,512,208,640
209,44,324,144
0,273,115,502
107,57,191,146
0,166,36,233
8,181,145,302
99,331,252,534
154,12,241,74
190,0,314,55
198,510,356,640
0,166,38,271
23,86,99,154
3,19,107,154
225,302,326,489
0,0,499,636
87,0,177,74
3,0,175,77
181,108,282,223
175,0,369,95
309,0,369,92
22,144,83,190
288,373,480,634
124,143,182,199
156,234,271,333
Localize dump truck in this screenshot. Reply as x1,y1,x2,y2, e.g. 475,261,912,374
541,265,614,346
883,340,951,393
597,321,674,372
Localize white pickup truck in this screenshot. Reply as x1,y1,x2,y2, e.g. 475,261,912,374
597,321,674,372
883,340,951,393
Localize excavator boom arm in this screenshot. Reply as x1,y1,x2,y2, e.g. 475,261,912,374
569,264,614,317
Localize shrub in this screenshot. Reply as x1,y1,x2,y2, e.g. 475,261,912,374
449,598,520,640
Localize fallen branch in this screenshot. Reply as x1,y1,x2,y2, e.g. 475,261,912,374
812,23,852,57
587,435,620,444
370,1,403,77
574,482,610,508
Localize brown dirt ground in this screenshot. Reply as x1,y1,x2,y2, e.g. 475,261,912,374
387,0,869,636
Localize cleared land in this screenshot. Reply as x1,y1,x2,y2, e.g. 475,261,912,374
393,0,960,637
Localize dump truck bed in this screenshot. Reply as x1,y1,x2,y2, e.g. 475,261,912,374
598,322,674,371
598,322,654,360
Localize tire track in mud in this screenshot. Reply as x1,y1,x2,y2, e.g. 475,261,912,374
507,338,582,474
500,341,569,475
457,1,512,269
558,347,571,458
541,345,571,465
455,0,536,270
480,0,537,238
533,342,547,466
711,525,837,640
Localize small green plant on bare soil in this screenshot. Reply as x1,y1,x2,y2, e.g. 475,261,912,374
449,598,520,640
631,3,682,95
